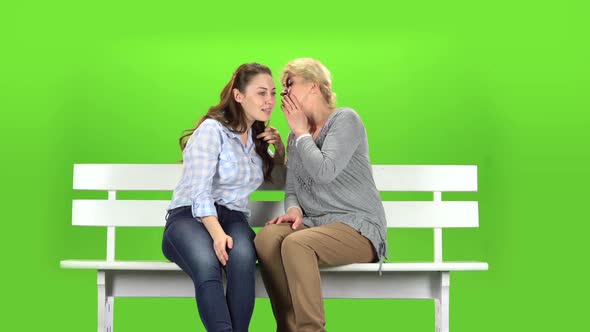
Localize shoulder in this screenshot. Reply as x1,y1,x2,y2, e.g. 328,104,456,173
331,107,364,128
194,119,229,141
198,118,224,132
185,119,225,151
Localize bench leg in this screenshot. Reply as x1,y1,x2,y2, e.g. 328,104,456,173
97,271,114,332
106,296,114,332
435,272,450,332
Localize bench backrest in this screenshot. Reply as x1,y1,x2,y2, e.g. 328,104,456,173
72,164,478,262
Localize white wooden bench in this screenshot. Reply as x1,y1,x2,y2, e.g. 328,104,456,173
61,164,488,332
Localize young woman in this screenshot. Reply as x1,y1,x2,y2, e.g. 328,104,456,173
255,58,388,332
162,63,285,332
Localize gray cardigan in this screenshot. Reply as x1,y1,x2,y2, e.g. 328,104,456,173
284,107,388,261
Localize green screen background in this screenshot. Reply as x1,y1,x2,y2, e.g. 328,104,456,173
2,0,588,331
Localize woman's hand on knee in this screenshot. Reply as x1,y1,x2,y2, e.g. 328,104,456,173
266,214,290,225
266,208,303,230
212,233,233,266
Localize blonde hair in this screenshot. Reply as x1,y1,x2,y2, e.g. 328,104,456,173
282,58,336,108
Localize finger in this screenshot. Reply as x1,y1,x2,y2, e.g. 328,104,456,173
215,248,227,266
289,94,301,106
266,217,278,225
282,98,294,112
222,248,229,263
261,135,280,145
287,95,299,110
292,217,303,230
283,95,295,110
258,128,276,138
227,236,233,249
283,106,295,119
281,104,290,114
258,127,271,136
263,135,277,143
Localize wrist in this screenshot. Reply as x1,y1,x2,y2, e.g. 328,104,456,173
295,133,312,147
294,130,310,139
211,230,226,241
287,206,303,217
202,217,225,239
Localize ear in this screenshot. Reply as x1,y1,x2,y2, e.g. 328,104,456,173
233,88,243,103
310,81,320,95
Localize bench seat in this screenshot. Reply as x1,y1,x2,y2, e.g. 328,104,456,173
61,259,488,272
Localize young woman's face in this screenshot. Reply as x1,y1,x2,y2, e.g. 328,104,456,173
236,73,276,124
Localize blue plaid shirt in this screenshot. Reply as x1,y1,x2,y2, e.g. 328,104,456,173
168,119,264,220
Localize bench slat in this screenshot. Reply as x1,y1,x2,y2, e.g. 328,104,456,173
59,267,469,299
60,259,489,272
73,164,286,191
372,165,477,192
383,201,479,227
73,164,477,192
72,200,478,228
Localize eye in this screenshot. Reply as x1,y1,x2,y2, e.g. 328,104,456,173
283,78,293,89
258,92,266,96
271,91,276,96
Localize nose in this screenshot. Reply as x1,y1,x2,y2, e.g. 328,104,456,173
265,95,274,105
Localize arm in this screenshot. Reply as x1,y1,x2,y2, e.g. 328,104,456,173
284,133,302,214
184,121,221,220
183,121,232,265
266,133,304,230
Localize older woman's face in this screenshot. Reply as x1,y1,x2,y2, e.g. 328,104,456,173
281,75,312,109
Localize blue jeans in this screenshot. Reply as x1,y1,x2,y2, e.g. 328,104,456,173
162,205,257,332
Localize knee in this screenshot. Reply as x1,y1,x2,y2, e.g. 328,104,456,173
228,239,257,266
254,224,298,260
280,233,312,261
187,251,221,279
254,225,284,260
280,234,300,255
166,232,218,274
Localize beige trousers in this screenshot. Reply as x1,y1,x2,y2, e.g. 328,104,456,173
255,222,376,332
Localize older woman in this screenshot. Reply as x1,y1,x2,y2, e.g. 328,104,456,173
255,58,388,332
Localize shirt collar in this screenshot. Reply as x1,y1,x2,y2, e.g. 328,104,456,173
220,125,253,150
220,125,242,139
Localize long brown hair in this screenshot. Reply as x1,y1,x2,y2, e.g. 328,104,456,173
179,63,275,181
